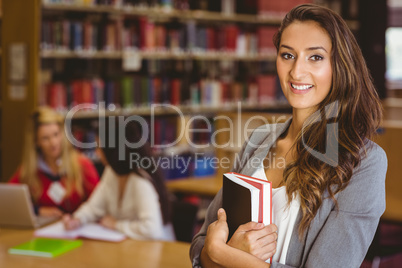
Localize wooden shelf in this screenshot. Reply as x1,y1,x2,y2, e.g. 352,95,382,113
40,50,277,61
166,175,221,196
60,102,291,119
42,2,283,25
42,2,121,14
41,50,122,59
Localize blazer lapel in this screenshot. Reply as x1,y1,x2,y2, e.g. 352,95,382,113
239,118,292,176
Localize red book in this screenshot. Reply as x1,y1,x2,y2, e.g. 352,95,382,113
47,82,67,110
258,75,277,103
206,27,216,51
257,27,278,54
257,0,273,16
225,25,239,51
170,79,181,105
155,25,166,50
223,171,272,265
153,77,162,104
144,20,155,50
83,21,93,51
71,80,83,106
81,80,93,104
139,17,148,49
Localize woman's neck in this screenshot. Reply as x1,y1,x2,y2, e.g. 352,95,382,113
43,156,60,174
288,107,316,141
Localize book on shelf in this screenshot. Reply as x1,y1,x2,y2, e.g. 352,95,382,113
257,26,278,55
8,238,82,258
41,16,277,56
35,221,126,242
222,172,272,240
258,0,313,18
257,74,277,103
43,72,283,111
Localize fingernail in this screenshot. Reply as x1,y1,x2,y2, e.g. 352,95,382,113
257,223,264,228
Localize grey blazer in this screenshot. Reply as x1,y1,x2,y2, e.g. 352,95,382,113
190,119,387,268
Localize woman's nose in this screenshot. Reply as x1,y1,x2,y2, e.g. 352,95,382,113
290,58,307,80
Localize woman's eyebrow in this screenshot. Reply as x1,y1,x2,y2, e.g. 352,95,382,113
280,44,328,53
307,46,328,53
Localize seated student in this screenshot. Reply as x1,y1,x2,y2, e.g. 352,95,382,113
9,107,100,217
190,4,387,268
63,118,175,241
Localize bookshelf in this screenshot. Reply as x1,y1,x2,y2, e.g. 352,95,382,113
0,0,2,181
41,2,284,24
40,50,276,61
1,0,358,184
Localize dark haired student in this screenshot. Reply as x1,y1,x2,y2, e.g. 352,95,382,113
63,118,175,240
190,4,387,267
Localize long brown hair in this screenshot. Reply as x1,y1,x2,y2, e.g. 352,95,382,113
20,107,84,200
273,4,382,236
98,117,171,224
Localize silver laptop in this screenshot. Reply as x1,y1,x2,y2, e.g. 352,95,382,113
0,183,60,228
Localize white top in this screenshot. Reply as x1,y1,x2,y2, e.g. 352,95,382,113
74,166,175,241
252,165,301,264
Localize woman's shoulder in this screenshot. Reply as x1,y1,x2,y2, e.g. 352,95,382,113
76,153,96,167
360,140,387,169
345,139,388,190
128,171,156,192
335,140,387,214
8,167,23,183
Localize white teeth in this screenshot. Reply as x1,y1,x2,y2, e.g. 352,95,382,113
291,83,313,90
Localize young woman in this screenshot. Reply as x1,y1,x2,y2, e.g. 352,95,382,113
9,107,100,217
63,118,175,241
190,4,387,267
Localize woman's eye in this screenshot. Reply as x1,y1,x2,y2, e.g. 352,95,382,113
281,53,294,60
310,55,323,61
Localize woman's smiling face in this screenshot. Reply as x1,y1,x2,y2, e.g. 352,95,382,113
276,20,333,113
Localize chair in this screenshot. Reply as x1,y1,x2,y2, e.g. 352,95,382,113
171,198,199,243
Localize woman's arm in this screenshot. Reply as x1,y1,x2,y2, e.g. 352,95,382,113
201,209,271,268
191,190,277,267
72,168,111,224
282,143,388,268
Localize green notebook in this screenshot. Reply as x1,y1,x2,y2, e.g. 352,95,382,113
8,238,82,258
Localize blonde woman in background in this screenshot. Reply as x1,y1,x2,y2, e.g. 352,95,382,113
9,107,99,217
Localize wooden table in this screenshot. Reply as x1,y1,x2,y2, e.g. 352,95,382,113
0,228,192,268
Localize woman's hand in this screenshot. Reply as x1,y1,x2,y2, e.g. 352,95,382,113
62,214,81,230
201,208,230,266
201,208,271,268
39,206,63,218
227,222,278,261
100,215,117,229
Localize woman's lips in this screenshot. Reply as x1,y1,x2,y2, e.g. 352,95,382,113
289,82,314,94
